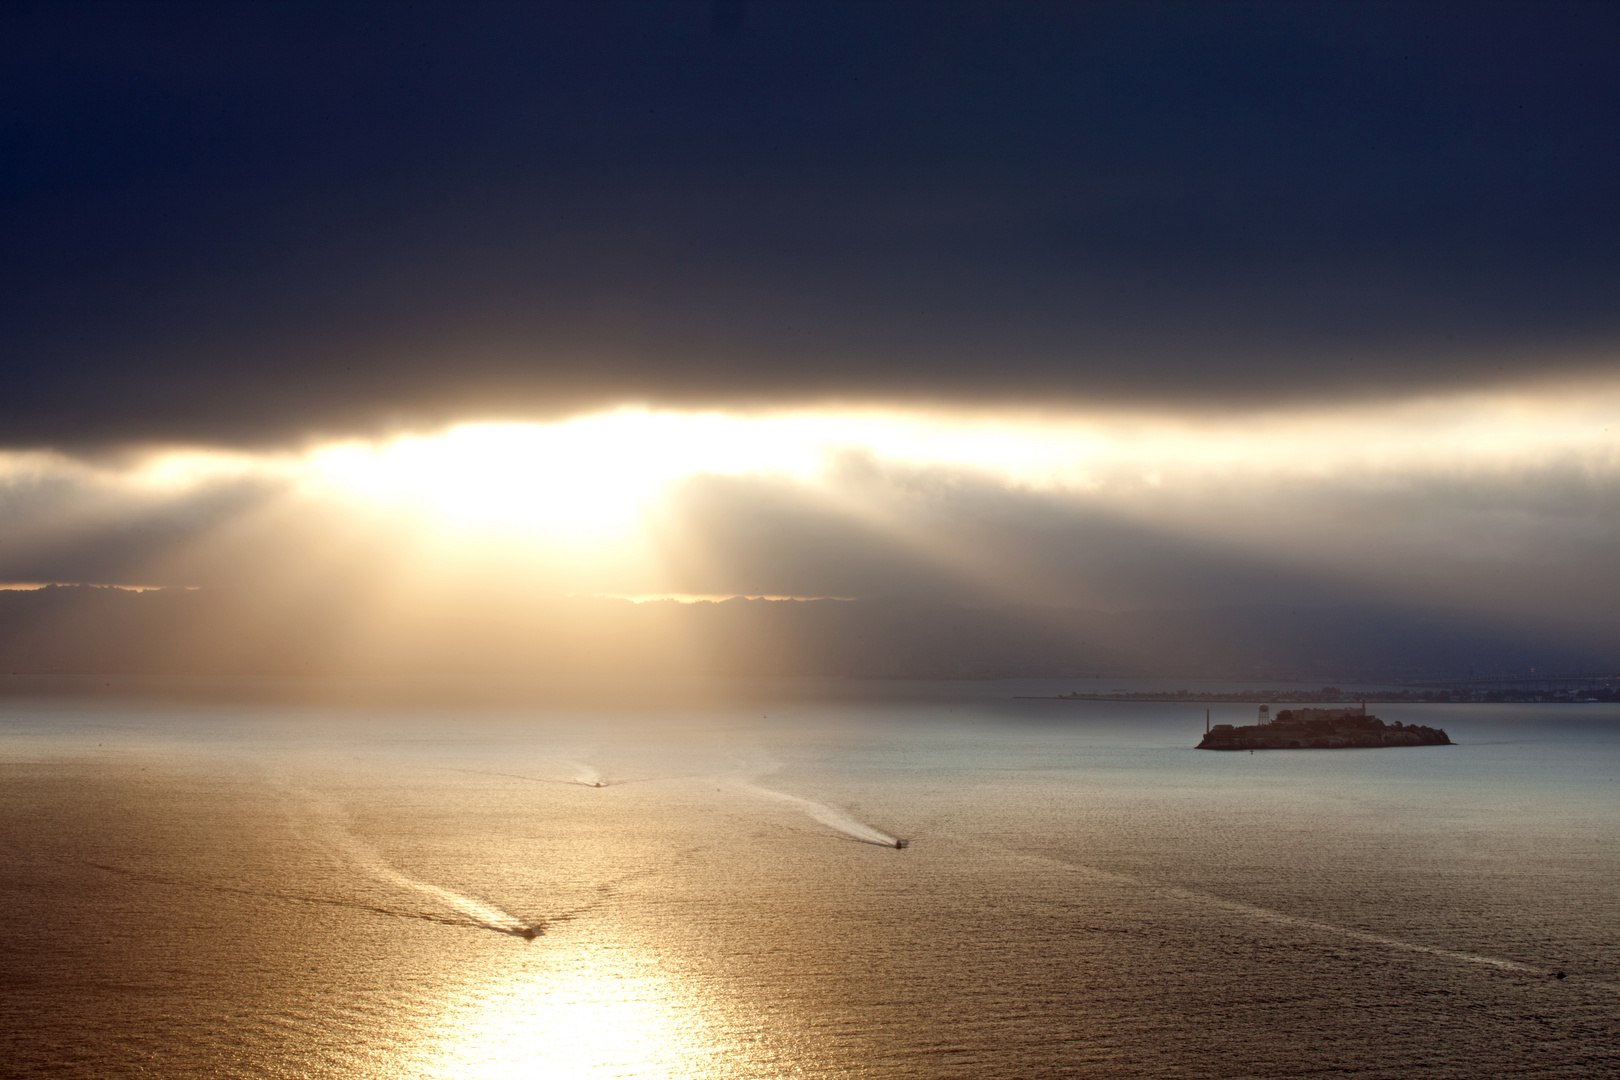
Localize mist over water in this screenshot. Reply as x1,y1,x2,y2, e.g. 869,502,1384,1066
1,687,1616,1078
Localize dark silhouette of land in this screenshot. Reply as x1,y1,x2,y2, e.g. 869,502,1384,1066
1198,707,1452,750
1033,684,1619,704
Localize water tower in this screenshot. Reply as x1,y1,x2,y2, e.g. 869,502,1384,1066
1257,704,1271,725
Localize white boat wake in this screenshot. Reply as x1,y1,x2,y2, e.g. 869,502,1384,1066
730,767,904,848
561,759,606,787
288,788,536,938
1008,848,1582,982
340,843,534,937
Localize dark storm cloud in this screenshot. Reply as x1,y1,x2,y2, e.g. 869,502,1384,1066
4,1,1619,447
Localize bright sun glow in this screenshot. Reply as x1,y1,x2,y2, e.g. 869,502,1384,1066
4,378,1616,550
297,383,1620,539
307,412,824,535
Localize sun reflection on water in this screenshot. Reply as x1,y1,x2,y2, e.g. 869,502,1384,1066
411,948,721,1080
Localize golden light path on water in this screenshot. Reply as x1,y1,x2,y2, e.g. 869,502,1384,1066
408,946,719,1080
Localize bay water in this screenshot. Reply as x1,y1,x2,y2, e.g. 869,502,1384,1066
2,686,1616,1077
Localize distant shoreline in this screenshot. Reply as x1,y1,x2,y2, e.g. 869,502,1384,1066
1016,689,1615,704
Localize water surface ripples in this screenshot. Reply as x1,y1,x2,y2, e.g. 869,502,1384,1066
1,698,1616,1077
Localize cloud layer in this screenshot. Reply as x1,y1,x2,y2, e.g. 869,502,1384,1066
2,383,1616,620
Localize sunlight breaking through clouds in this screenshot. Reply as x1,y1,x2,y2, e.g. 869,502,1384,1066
1,377,1617,612
3,380,1616,539
295,380,1620,538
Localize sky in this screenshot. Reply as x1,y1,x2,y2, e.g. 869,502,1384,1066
2,2,1618,626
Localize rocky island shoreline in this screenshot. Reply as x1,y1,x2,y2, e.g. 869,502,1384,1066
1198,705,1451,750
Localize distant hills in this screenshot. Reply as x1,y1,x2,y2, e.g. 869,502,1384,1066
0,584,1614,684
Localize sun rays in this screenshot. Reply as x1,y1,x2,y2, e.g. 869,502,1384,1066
1,376,1617,614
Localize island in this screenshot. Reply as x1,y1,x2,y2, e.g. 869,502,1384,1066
1197,704,1451,750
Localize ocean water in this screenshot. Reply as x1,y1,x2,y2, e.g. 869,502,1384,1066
1,690,1616,1078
